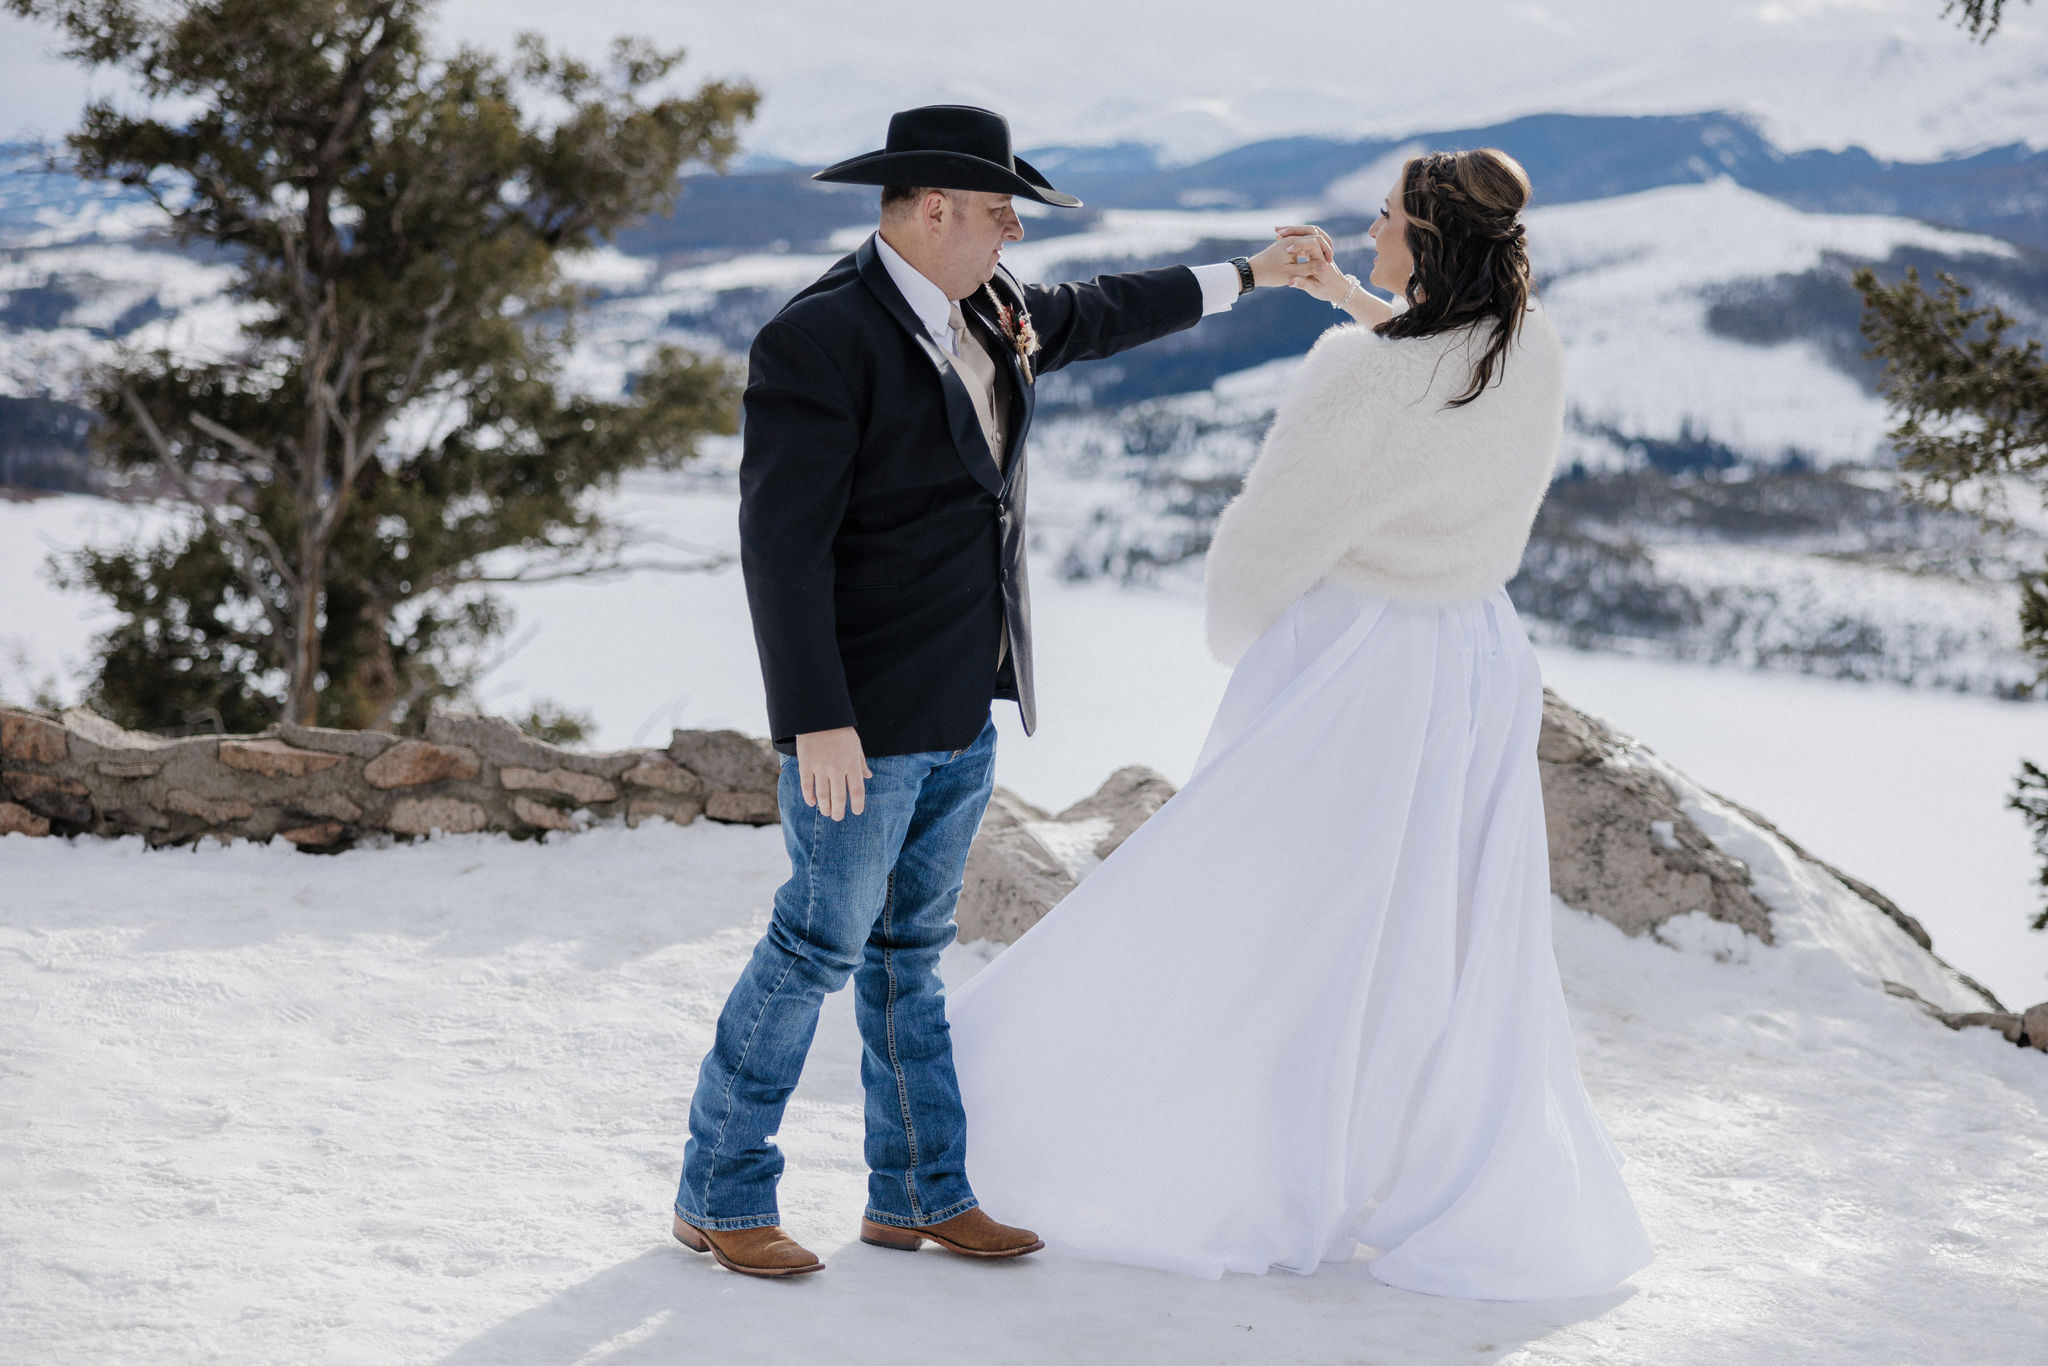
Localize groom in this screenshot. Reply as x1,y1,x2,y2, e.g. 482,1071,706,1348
672,104,1327,1277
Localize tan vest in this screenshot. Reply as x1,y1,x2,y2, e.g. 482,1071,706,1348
947,299,1011,470
948,300,1014,664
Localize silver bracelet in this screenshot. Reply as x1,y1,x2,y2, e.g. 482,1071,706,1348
1330,274,1360,311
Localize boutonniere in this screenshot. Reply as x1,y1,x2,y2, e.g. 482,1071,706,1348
983,283,1039,383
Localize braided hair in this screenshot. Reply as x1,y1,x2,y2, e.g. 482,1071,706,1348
1374,148,1535,408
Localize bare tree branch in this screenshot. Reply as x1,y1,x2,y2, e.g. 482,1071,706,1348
460,552,736,585
119,386,299,634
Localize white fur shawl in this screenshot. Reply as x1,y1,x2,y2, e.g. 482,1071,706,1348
1202,302,1564,665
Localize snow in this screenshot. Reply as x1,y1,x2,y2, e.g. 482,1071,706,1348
2,788,2045,1361
1523,179,2023,468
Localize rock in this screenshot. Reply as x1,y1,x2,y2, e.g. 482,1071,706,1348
363,740,481,789
275,722,395,759
57,707,175,751
626,797,705,828
1887,981,2028,1044
1,710,67,763
621,757,705,797
423,710,632,776
1535,696,1608,764
289,792,363,822
279,821,346,847
5,771,90,800
165,789,255,825
669,729,780,795
219,738,346,779
705,791,780,825
95,761,163,779
386,797,489,836
500,766,618,804
1054,765,1178,860
2024,1002,2048,1053
1536,691,1774,944
511,795,578,832
0,800,50,836
957,787,1074,944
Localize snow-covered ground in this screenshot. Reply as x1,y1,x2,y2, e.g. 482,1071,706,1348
2,769,2045,1363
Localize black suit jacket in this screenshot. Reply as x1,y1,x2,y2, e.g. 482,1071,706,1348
738,233,1204,757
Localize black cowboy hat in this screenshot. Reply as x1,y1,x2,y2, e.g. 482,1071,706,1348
811,104,1082,208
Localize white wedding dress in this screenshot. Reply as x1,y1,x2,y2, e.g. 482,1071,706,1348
946,580,1654,1298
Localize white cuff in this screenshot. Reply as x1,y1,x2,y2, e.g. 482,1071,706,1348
1192,261,1244,317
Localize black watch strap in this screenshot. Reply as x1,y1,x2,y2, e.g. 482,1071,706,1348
1230,256,1255,295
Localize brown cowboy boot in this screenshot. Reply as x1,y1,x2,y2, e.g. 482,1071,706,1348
860,1207,1044,1259
673,1215,823,1278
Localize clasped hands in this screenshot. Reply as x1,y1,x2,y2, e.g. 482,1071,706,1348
1251,225,1354,304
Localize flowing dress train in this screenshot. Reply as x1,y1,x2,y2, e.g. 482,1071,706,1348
946,581,1654,1298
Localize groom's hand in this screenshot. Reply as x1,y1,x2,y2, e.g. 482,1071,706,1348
795,726,872,821
1248,227,1332,288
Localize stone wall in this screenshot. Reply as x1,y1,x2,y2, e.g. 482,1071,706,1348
0,705,781,848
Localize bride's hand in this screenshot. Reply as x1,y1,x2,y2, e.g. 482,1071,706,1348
1247,227,1331,287
1271,225,1353,302
1269,224,1351,301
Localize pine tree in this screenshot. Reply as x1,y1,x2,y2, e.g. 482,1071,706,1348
1855,0,2046,926
8,0,757,732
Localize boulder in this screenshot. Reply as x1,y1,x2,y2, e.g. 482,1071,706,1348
957,788,1078,944
705,791,780,825
627,797,705,828
386,797,489,836
621,757,705,797
165,790,255,825
58,708,176,752
1535,689,1774,943
289,792,363,822
219,738,346,779
424,711,636,779
1053,765,1179,860
669,729,780,795
5,771,89,800
511,795,578,832
2025,1002,2048,1053
363,740,481,789
0,709,66,763
500,766,618,804
275,722,396,759
0,800,50,837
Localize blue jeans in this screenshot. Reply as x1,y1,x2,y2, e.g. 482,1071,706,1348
676,716,997,1231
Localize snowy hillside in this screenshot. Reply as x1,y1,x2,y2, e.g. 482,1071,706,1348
2,732,2044,1363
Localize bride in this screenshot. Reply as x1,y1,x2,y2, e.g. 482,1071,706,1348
944,148,1655,1299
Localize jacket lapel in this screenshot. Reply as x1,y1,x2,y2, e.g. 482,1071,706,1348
855,236,1004,497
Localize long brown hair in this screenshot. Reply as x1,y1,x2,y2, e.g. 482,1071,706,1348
1374,148,1535,408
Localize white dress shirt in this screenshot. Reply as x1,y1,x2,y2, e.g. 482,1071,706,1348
873,232,1246,362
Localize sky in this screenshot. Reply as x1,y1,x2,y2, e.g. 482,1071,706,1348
1,0,2046,166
